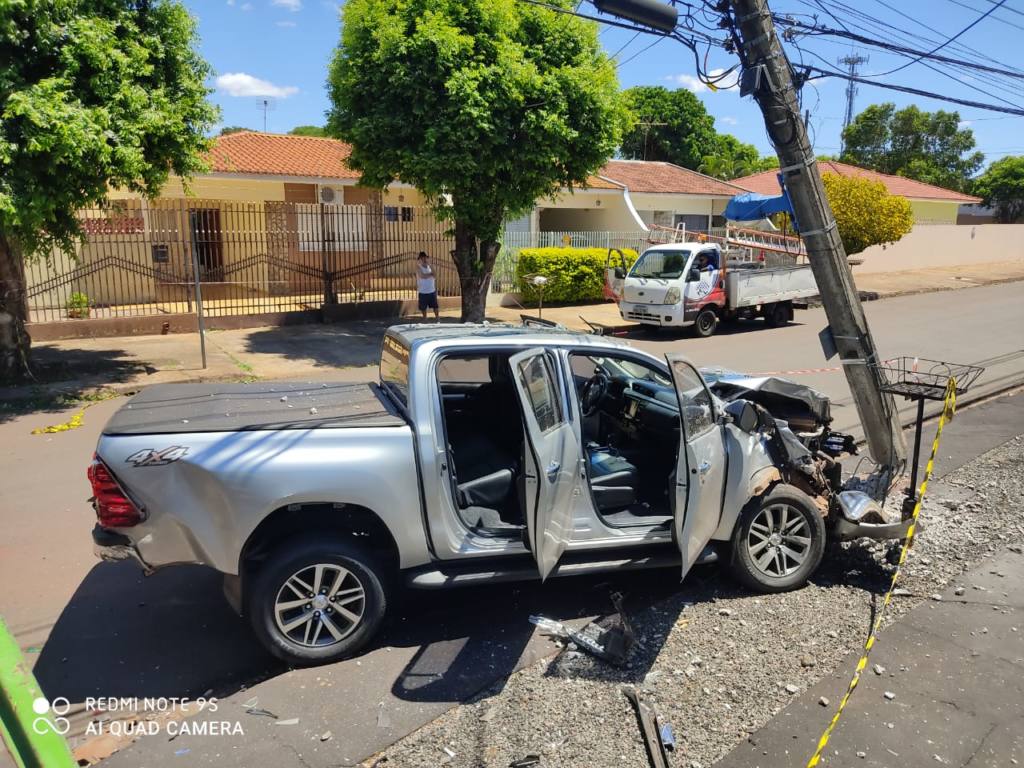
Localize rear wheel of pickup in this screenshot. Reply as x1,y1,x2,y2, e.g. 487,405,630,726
729,484,825,593
248,536,387,666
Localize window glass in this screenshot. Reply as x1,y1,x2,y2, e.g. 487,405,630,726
517,354,563,432
629,249,691,279
669,360,715,437
379,335,410,405
437,355,491,384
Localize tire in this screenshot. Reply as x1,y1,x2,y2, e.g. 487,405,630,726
692,308,718,338
247,535,388,666
763,301,791,328
730,484,826,593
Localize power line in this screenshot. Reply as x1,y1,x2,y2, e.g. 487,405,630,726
871,0,1007,76
776,17,1024,80
804,65,1024,116
940,0,1024,32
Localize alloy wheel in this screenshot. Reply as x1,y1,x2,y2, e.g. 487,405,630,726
273,564,366,647
746,503,811,578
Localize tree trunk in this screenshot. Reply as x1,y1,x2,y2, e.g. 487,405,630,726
0,235,32,382
451,219,499,323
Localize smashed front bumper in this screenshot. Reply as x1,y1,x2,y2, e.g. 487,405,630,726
92,524,155,574
831,491,914,541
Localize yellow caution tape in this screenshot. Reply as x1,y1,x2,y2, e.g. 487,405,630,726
806,379,958,767
32,407,88,435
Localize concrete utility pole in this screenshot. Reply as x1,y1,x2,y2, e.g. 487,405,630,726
727,0,906,476
838,53,869,150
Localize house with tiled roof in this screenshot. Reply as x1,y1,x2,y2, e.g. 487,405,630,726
731,160,981,225
525,158,747,235
115,130,422,208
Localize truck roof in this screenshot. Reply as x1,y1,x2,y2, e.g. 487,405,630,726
643,242,718,251
387,322,636,353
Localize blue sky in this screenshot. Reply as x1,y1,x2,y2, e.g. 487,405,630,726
187,0,1024,169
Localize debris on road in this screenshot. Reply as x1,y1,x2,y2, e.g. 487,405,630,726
530,595,635,667
275,718,300,726
509,755,541,768
623,686,671,768
884,692,896,701
245,707,277,719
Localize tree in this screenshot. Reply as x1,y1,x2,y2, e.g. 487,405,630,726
619,86,716,169
328,0,628,321
289,125,327,137
840,103,984,192
699,134,777,179
821,173,913,255
219,126,250,136
972,156,1024,223
0,1,217,381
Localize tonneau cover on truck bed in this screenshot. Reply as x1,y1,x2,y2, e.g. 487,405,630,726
102,382,405,435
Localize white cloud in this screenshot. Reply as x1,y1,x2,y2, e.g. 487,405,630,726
240,2,253,9
272,0,302,10
226,0,235,5
958,120,973,129
215,72,299,98
669,68,739,94
275,19,297,27
719,116,738,126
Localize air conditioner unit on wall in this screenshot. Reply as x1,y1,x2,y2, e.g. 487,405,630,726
318,185,342,204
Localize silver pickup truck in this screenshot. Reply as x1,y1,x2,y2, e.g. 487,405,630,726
89,323,898,666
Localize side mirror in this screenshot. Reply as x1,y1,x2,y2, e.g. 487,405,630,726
614,267,625,280
688,267,700,282
723,399,759,433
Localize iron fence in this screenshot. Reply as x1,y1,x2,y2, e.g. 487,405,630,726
25,199,457,323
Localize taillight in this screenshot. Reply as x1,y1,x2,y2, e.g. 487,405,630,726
88,455,143,527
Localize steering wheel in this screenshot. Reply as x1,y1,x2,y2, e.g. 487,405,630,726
580,371,610,417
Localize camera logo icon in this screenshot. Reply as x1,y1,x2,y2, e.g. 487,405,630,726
32,697,71,736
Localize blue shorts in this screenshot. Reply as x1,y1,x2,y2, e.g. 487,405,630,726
418,291,439,310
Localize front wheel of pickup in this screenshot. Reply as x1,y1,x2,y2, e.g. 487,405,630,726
248,537,387,666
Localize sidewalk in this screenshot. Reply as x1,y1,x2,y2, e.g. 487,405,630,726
716,547,1024,768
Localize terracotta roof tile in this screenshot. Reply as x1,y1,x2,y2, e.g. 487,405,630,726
599,159,745,196
207,131,360,180
731,160,980,203
583,175,625,190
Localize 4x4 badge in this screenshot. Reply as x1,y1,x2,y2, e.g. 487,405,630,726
125,446,189,467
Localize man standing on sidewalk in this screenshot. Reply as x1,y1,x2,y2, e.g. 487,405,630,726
415,251,440,320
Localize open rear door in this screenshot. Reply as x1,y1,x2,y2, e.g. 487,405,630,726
666,353,727,578
509,349,580,580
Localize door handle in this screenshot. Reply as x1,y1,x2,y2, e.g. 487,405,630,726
545,460,561,479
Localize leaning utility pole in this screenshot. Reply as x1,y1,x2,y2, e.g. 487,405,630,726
726,0,906,475
838,53,868,150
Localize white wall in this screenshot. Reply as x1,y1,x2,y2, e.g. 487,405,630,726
854,223,1024,274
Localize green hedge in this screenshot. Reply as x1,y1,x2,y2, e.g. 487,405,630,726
515,247,638,305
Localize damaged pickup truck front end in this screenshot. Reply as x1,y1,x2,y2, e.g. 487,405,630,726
707,371,912,543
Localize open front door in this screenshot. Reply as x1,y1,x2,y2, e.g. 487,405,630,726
509,348,580,580
666,353,727,578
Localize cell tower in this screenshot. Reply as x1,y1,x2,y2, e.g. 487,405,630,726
838,53,868,151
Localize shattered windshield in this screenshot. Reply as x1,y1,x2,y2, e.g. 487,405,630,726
629,249,691,280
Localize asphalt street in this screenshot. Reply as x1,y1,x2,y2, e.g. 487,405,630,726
0,281,1021,767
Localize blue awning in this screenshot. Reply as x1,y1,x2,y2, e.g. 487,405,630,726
724,190,796,222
